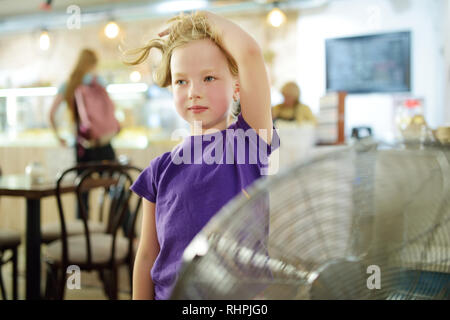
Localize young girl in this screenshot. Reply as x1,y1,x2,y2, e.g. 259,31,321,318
128,11,279,300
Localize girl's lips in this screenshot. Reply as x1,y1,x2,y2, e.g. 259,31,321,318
188,106,208,113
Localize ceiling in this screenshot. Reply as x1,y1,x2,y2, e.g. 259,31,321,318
0,0,329,34
0,0,252,18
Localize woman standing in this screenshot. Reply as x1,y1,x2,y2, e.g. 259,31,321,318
49,48,116,165
49,48,118,219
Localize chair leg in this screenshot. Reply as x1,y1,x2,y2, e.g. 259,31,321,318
0,262,6,300
44,263,57,300
57,268,67,300
109,267,118,300
128,260,133,296
46,264,66,300
12,248,18,300
100,268,118,300
98,270,110,298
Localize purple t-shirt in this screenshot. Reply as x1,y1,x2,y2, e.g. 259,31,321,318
130,114,279,300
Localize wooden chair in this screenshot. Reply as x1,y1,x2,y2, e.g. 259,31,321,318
43,161,141,300
41,218,105,244
41,165,109,245
0,229,21,300
0,167,21,300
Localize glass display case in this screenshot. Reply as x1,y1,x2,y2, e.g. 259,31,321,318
0,95,6,133
0,83,185,148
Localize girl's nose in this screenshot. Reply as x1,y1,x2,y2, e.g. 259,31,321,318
188,82,202,100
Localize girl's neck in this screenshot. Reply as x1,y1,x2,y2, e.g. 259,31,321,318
189,117,229,136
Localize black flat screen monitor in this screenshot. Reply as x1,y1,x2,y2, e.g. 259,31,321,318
326,31,411,93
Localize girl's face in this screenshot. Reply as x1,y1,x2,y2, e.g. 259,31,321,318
170,39,238,133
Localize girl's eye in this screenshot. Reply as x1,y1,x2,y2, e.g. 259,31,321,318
175,80,186,85
204,76,215,82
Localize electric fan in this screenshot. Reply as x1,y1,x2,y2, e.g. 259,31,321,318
171,141,450,300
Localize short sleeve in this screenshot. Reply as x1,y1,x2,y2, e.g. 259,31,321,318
235,113,280,156
96,75,108,88
130,158,160,203
57,82,67,95
82,74,93,85
82,74,107,87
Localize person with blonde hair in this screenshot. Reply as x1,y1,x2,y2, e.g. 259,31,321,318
49,48,118,218
272,81,316,125
127,11,279,300
49,48,116,162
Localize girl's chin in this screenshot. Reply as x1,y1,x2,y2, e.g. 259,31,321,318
189,120,228,133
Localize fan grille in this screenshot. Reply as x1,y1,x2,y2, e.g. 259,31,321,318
171,143,450,300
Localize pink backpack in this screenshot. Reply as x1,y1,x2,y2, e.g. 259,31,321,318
75,77,120,141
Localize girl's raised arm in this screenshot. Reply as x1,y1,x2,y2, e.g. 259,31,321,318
204,11,273,144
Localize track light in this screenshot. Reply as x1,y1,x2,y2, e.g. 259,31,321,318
267,3,286,28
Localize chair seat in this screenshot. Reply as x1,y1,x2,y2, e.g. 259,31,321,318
0,229,21,250
41,220,106,244
45,233,129,267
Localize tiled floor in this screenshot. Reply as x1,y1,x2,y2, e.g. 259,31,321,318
1,244,132,300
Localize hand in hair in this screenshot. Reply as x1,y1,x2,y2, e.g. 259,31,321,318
158,11,208,38
200,11,274,145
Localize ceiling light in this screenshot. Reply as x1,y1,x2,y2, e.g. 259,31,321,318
130,71,142,82
39,30,50,50
104,21,119,39
267,7,286,27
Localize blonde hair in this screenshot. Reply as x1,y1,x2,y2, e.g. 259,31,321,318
65,49,98,118
123,12,238,87
281,81,300,104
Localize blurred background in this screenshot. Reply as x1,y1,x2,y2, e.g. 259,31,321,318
1,0,450,226
0,0,449,300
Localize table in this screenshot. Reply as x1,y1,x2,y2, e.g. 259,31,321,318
0,174,75,300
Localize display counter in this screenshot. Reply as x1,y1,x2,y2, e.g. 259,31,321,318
0,126,177,148
0,139,181,233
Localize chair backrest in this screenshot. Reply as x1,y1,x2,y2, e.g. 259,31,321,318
54,161,142,268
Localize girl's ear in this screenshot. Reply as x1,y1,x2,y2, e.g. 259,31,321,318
233,81,240,102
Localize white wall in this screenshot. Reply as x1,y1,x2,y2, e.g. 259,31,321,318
296,0,447,142
445,0,450,126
